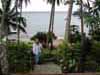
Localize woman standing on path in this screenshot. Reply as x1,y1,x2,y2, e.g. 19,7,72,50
32,39,42,64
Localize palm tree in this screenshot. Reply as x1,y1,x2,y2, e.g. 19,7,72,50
47,0,62,49
73,0,97,72
0,0,27,41
79,0,85,72
0,0,10,75
64,0,74,43
80,0,84,35
72,0,85,72
0,0,27,74
14,0,30,44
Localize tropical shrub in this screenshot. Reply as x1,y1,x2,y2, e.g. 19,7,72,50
40,48,57,63
81,41,100,72
69,25,81,43
57,42,81,73
90,41,100,65
7,42,34,73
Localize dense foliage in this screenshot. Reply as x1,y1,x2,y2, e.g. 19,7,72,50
57,42,81,73
7,42,34,73
69,25,81,43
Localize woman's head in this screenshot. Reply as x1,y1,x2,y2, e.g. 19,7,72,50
35,39,39,44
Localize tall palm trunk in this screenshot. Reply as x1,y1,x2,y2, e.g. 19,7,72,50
51,2,55,50
0,0,6,43
80,0,84,35
15,0,20,45
17,23,20,45
48,1,55,32
0,45,9,75
0,0,9,75
64,0,73,43
17,2,23,45
51,2,55,33
79,0,85,72
48,0,55,49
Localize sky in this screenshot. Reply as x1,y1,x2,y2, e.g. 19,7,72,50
0,0,94,12
22,0,78,12
22,0,94,12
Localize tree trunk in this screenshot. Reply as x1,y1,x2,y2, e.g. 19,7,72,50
48,1,55,32
64,0,73,43
51,1,55,33
0,0,6,43
79,0,85,72
48,1,55,50
80,0,84,35
0,44,9,75
50,1,55,50
15,0,20,45
0,64,3,75
47,1,53,48
0,0,9,75
17,2,23,45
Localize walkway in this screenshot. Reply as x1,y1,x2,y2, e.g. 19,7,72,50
30,62,62,75
13,62,62,75
12,63,100,75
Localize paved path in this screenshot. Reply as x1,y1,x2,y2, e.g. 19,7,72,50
13,63,62,75
12,63,100,75
30,62,62,74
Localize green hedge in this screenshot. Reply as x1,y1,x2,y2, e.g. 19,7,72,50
7,42,34,73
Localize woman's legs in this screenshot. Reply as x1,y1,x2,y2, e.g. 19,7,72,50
35,54,40,64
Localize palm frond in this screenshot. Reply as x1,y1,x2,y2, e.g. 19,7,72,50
17,0,30,7
8,6,16,15
0,8,3,14
8,21,26,33
9,11,20,18
0,15,1,22
47,0,62,5
47,0,53,4
18,25,26,33
57,0,60,5
20,17,27,27
24,0,30,6
5,0,12,12
8,21,17,30
64,0,74,5
11,16,26,27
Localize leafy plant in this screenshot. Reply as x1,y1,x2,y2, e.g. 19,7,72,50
7,42,33,73
90,42,100,64
69,25,81,43
57,42,81,73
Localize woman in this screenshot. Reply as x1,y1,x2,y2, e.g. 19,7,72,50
32,39,42,64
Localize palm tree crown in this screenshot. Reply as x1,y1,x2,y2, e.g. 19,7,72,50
0,0,27,38
47,0,62,5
